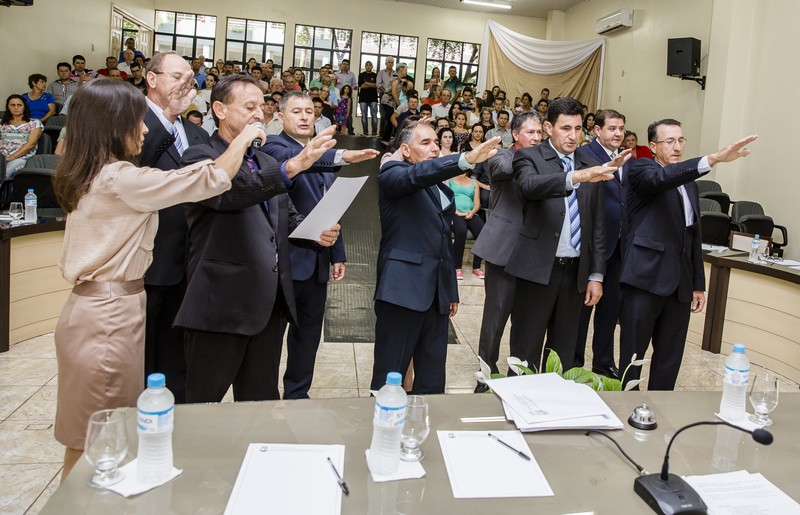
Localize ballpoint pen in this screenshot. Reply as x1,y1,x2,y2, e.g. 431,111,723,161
327,456,350,495
488,432,531,461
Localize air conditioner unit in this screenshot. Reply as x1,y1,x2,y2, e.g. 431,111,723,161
596,9,633,35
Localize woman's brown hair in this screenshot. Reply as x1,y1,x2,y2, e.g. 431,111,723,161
54,79,147,212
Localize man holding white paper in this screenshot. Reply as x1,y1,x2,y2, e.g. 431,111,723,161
262,92,379,399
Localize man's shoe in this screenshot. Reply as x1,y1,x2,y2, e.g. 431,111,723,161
474,382,490,393
591,364,621,380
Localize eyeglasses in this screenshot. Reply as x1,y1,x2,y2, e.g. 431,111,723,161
655,137,686,146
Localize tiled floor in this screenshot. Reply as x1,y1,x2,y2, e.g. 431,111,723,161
1,269,798,514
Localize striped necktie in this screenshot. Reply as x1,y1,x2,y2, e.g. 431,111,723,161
561,156,581,251
172,123,184,155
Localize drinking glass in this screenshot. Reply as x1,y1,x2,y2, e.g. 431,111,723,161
748,372,779,426
84,409,128,487
8,202,23,225
400,396,429,462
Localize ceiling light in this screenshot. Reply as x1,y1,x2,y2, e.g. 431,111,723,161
462,0,512,9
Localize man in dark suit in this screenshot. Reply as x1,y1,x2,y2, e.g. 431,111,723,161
471,111,543,390
138,51,210,403
261,92,379,399
371,121,500,394
505,98,629,372
619,120,756,390
573,109,629,379
175,75,341,403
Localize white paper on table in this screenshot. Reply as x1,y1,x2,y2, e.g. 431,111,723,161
714,411,763,432
773,259,800,266
683,470,800,514
437,430,553,499
224,443,345,515
791,265,800,272
106,459,182,497
364,449,426,482
702,244,729,253
289,176,369,240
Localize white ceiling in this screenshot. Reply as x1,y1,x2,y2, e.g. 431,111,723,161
390,0,586,19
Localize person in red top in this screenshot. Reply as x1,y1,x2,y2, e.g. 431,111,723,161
624,130,653,160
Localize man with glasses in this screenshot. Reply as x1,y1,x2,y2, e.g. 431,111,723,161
618,120,757,390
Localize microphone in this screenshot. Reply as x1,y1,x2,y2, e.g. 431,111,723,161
250,122,266,149
635,420,773,515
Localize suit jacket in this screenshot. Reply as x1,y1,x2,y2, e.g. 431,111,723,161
620,157,705,302
577,139,627,259
174,134,304,336
261,132,346,283
376,155,462,315
471,149,522,267
139,108,210,286
505,141,606,291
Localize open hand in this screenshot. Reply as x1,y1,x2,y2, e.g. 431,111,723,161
164,69,197,119
285,125,337,177
464,136,501,165
708,135,758,166
343,148,381,164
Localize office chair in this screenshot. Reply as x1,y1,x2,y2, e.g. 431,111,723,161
696,180,722,195
700,212,733,246
700,191,731,214
738,215,788,257
699,198,721,213
26,154,61,170
36,133,53,155
9,168,61,209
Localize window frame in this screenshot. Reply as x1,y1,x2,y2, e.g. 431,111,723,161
424,38,481,88
224,17,287,73
154,10,217,65
293,24,353,84
359,31,419,81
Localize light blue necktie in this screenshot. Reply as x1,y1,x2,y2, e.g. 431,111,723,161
172,123,184,156
561,156,581,251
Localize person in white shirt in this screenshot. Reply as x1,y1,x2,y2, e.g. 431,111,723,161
263,97,283,136
432,88,452,120
486,110,513,148
313,96,332,134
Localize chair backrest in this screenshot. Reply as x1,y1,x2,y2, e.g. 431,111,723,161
0,157,6,181
730,200,764,222
729,230,772,252
26,154,61,170
699,198,721,213
701,191,731,214
44,115,66,129
699,212,732,246
696,180,722,195
36,132,53,155
9,169,61,208
739,215,775,242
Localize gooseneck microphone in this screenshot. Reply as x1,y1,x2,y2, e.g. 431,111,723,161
250,122,266,149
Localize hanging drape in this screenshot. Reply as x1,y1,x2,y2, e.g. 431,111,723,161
478,20,606,111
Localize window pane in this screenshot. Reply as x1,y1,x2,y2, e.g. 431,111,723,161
196,15,216,38
227,18,245,40
312,51,327,71
156,11,176,33
404,59,417,79
175,36,195,58
197,39,215,61
444,42,462,62
315,27,333,49
361,32,380,54
245,43,265,63
427,39,444,60
332,52,349,69
295,25,313,46
175,13,196,35
335,29,352,48
265,45,283,67
464,43,480,64
425,61,442,80
247,20,266,42
227,41,244,63
155,34,174,54
463,64,478,84
294,48,311,69
400,36,417,57
266,23,285,44
445,62,462,80
360,53,378,71
381,34,399,55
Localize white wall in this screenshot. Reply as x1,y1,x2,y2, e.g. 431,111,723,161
0,0,155,101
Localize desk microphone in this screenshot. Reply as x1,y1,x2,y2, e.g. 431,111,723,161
250,122,266,150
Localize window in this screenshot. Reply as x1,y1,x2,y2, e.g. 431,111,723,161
425,38,480,86
155,11,216,65
225,18,286,72
360,32,418,80
294,25,352,83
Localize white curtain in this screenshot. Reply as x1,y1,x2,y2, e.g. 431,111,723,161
478,20,606,101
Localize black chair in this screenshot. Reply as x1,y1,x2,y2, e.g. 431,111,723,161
43,115,66,143
730,200,764,222
699,198,721,213
700,191,731,214
697,180,722,195
8,169,61,208
700,212,734,246
0,157,6,181
26,154,61,170
36,132,53,155
738,215,788,257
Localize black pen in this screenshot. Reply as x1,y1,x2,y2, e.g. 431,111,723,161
488,432,531,461
327,457,350,496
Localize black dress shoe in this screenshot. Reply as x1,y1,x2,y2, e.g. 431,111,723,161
591,364,621,380
474,382,490,394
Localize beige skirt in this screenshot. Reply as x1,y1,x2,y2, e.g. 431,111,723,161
54,279,146,450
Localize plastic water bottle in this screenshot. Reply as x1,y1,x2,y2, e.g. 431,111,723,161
367,372,407,476
137,373,174,484
748,234,761,263
719,344,750,421
23,189,37,222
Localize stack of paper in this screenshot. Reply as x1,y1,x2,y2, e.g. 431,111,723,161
683,470,800,514
485,373,623,432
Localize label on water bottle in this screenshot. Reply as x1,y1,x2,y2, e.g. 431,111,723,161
137,406,174,433
724,365,749,386
373,402,406,428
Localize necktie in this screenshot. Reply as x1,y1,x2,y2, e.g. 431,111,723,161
561,156,581,251
172,123,184,155
609,150,622,182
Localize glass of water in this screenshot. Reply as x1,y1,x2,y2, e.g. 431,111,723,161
84,409,128,487
400,396,429,462
8,202,23,225
748,372,779,427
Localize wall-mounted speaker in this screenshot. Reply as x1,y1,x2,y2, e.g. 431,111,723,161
667,38,701,77
1,0,34,5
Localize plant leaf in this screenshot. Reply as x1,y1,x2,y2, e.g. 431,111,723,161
474,371,487,384
563,367,595,385
507,357,531,376
478,355,492,380
545,349,563,375
624,379,643,391
600,376,621,391
630,358,650,367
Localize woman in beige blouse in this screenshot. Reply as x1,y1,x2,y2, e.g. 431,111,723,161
52,77,265,478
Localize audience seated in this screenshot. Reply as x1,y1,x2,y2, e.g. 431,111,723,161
94,56,127,79
23,74,56,123
47,63,78,107
1,94,43,177
623,130,653,159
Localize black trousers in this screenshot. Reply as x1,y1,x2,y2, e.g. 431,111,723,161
452,215,484,270
183,295,287,403
512,259,582,372
371,299,448,394
574,245,622,369
477,261,524,374
379,104,395,142
144,282,187,403
283,277,328,399
619,284,691,391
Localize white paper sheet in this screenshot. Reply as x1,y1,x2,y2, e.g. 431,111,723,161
364,449,426,482
702,244,729,253
437,430,553,499
683,470,800,514
289,176,369,240
773,259,800,266
224,443,345,515
106,459,182,498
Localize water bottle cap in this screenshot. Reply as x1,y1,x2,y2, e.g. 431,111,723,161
733,343,746,353
27,189,33,193
147,373,166,388
386,372,402,385
754,234,760,239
